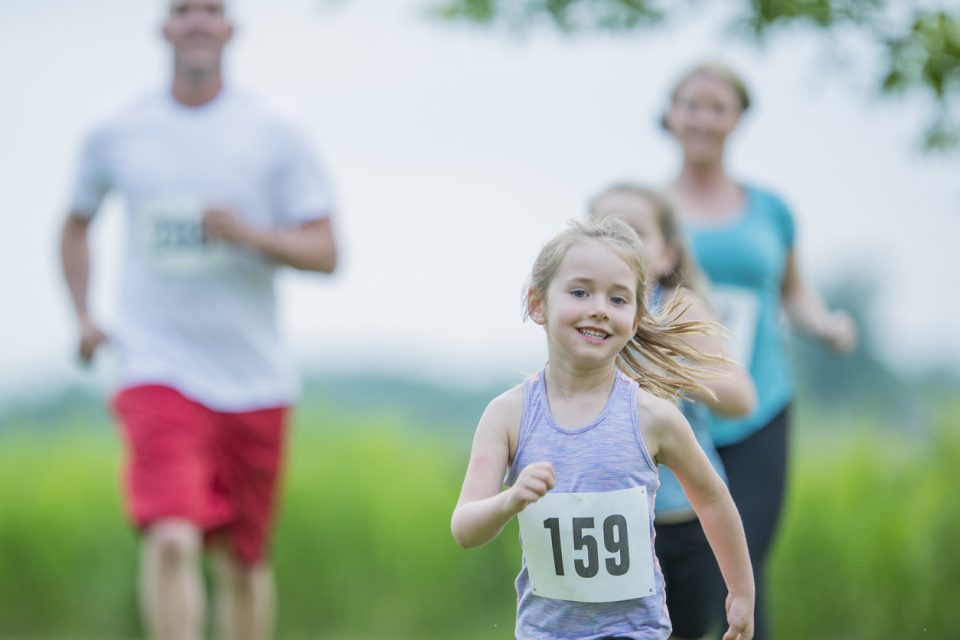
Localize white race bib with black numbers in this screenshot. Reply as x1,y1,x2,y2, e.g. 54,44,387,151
139,199,230,274
517,487,656,603
710,285,760,367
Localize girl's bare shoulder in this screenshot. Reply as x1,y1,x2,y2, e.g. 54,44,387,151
486,383,524,416
635,387,686,434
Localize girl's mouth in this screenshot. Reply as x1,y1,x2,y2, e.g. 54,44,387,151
577,328,609,342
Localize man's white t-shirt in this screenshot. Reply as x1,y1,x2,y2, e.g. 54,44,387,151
71,89,335,411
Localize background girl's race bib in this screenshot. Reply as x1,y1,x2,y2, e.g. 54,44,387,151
517,487,656,603
138,199,231,274
710,285,761,367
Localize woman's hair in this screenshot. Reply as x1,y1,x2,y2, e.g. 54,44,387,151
523,217,722,401
587,183,708,296
660,61,752,130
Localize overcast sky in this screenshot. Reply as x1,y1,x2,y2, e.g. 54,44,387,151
1,0,957,404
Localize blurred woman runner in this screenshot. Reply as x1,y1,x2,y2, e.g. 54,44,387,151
590,183,756,640
660,62,857,639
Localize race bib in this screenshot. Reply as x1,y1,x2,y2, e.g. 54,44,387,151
138,199,231,274
517,487,656,603
710,285,760,367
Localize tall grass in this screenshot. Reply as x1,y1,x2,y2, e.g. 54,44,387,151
1,403,958,638
768,403,960,639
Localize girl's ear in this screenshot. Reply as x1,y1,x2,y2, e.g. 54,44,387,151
528,290,547,325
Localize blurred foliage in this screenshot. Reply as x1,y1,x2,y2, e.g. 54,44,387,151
0,419,518,639
790,274,906,421
2,400,959,638
768,401,960,638
429,0,960,150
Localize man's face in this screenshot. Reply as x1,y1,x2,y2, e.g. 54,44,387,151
163,0,233,74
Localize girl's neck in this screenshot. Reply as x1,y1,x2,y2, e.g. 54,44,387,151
544,361,617,399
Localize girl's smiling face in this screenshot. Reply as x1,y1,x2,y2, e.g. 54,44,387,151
528,239,641,369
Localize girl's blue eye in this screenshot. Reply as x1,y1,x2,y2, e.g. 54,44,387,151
571,289,588,298
611,296,628,305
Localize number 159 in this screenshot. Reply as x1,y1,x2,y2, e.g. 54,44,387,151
543,515,630,578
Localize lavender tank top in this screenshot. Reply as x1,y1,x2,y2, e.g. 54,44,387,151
505,369,671,640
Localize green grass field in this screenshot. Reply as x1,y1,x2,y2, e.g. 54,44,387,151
1,401,958,639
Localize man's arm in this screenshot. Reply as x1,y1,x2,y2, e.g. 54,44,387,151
60,212,107,363
203,210,338,273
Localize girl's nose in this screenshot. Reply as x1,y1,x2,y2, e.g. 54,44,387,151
589,303,609,320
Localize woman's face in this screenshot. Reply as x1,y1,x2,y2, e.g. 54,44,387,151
665,73,744,165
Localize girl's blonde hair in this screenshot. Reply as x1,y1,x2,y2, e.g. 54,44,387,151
587,183,708,296
524,217,722,401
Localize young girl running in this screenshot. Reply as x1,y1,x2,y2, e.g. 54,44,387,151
451,217,754,640
590,183,756,640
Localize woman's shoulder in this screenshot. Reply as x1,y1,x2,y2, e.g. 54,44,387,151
745,183,793,216
744,183,796,241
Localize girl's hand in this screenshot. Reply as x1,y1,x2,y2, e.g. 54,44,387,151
722,592,754,640
506,461,556,514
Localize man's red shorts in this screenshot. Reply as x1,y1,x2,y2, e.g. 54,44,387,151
112,384,288,565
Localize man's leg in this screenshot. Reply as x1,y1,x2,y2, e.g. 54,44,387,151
113,385,226,640
140,519,206,640
210,544,275,640
210,404,288,640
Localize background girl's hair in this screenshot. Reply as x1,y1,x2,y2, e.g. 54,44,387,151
524,217,723,401
660,61,752,131
587,183,708,296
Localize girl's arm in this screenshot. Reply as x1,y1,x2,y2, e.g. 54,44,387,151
651,400,755,639
781,249,857,353
451,387,556,548
673,288,756,418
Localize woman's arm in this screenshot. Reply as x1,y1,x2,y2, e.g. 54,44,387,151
781,249,856,353
451,388,555,548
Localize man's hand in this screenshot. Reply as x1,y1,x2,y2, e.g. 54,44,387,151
78,318,108,365
506,461,556,514
202,206,253,246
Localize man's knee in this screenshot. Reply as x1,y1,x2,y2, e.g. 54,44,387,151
215,552,271,595
144,519,202,565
